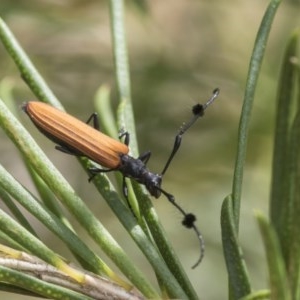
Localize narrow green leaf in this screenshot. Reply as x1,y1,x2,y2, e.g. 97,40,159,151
0,266,93,300
269,30,300,286
286,56,300,298
231,0,281,227
0,18,61,109
0,187,36,236
239,290,270,300
94,84,119,139
227,0,282,296
27,165,72,228
0,164,115,278
132,181,199,300
0,208,85,283
0,231,27,252
109,0,138,156
221,195,251,299
256,212,291,300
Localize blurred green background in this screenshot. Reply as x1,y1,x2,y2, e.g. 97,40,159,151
0,1,299,299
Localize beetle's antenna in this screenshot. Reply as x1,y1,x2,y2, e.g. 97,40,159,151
157,187,204,268
161,88,220,176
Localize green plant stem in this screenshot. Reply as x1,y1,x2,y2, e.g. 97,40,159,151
0,163,112,278
256,212,291,300
0,266,93,300
231,0,281,229
109,0,138,155
0,18,61,109
269,30,300,273
0,208,84,283
221,195,251,298
132,182,199,300
224,0,281,299
0,187,36,236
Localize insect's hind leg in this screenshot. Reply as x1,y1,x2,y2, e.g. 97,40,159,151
88,165,116,182
119,130,130,146
86,112,100,130
83,112,115,180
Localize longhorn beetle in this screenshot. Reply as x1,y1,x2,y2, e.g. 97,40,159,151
23,88,219,268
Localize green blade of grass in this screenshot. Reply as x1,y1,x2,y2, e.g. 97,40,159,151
0,18,61,109
0,265,93,300
225,0,281,297
0,208,85,283
239,290,270,300
131,181,199,300
221,195,251,299
231,0,281,227
109,0,138,155
0,187,36,236
270,31,300,275
284,56,300,298
0,163,119,280
256,212,291,300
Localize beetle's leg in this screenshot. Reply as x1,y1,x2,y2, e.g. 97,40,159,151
118,130,152,165
119,130,130,146
138,151,151,164
88,166,115,182
85,112,100,130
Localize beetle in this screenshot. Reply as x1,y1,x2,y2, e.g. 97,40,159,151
23,88,219,268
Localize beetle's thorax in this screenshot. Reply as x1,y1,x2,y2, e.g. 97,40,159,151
119,154,162,198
